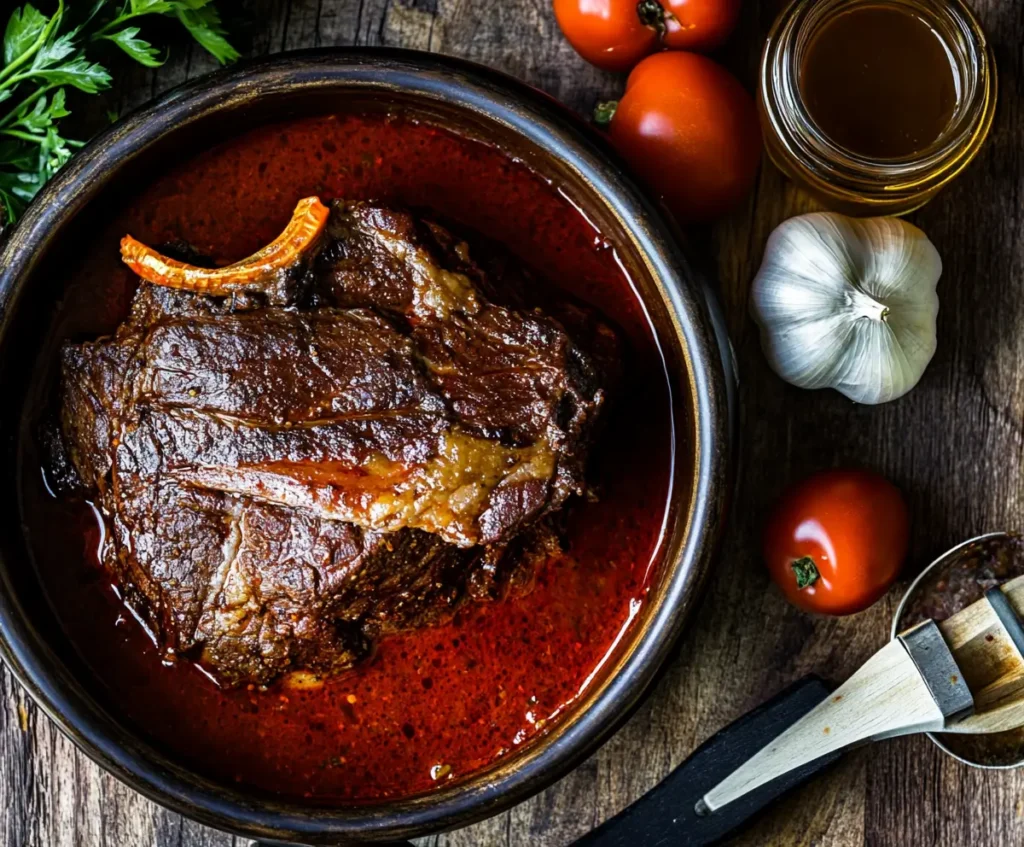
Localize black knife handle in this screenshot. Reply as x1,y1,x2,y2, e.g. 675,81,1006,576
574,675,840,847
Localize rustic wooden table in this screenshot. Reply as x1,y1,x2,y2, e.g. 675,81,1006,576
2,0,1022,844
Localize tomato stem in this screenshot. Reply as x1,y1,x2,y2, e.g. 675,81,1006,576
593,100,618,127
791,557,820,590
635,0,667,37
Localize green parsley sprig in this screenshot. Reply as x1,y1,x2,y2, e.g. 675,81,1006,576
0,0,237,225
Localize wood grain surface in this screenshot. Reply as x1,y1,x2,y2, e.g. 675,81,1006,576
2,0,1022,845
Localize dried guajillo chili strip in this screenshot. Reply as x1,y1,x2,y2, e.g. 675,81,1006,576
119,196,330,294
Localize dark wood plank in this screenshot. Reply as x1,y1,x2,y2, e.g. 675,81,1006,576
3,0,1023,844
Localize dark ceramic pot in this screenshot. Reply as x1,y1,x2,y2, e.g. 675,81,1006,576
0,49,733,844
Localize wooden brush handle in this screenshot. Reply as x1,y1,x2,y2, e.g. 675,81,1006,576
700,639,944,813
703,575,1024,812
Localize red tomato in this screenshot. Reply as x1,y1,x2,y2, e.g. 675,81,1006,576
661,0,741,52
763,469,909,616
603,51,761,222
554,0,741,72
553,0,658,72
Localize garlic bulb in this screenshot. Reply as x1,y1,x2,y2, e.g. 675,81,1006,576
749,213,941,405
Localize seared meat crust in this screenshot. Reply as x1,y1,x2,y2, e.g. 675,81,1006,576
57,202,609,686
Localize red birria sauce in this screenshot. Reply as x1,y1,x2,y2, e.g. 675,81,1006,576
23,113,675,802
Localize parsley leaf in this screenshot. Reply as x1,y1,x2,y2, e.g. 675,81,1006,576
15,89,70,132
130,1,178,14
0,0,237,227
29,27,77,70
4,5,48,66
28,37,112,94
93,0,238,66
176,5,238,65
102,27,164,68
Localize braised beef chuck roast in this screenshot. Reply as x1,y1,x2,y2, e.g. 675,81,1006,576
55,202,609,686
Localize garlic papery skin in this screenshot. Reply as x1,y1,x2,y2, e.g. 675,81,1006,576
749,213,941,405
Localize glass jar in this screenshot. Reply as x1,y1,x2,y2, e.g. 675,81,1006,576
759,0,997,215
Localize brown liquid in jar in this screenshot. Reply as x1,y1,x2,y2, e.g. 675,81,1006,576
800,4,959,159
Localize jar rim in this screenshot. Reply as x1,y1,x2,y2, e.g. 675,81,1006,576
760,0,997,204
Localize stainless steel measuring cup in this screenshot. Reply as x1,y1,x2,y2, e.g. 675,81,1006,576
892,530,1024,769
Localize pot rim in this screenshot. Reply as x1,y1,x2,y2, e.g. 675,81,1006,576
0,48,733,843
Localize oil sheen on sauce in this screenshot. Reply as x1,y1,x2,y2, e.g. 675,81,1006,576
24,113,675,803
799,4,958,159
